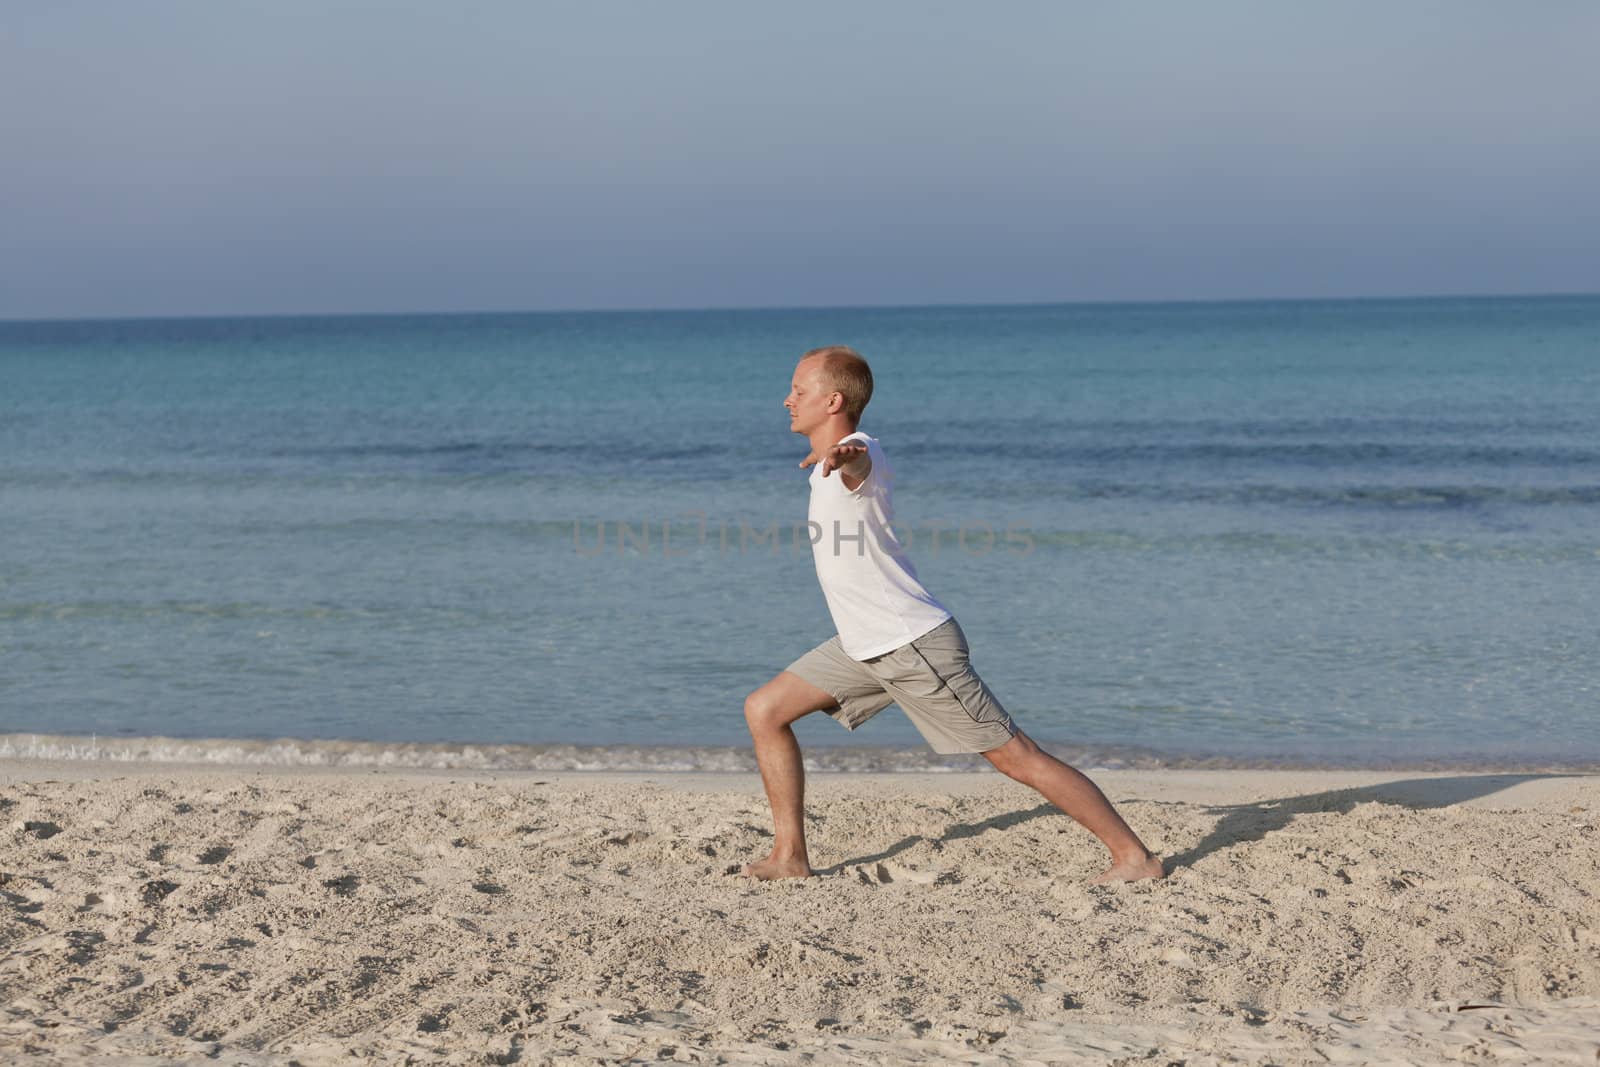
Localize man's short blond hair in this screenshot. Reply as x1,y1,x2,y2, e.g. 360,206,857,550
801,345,874,422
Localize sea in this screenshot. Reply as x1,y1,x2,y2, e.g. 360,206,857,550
3,296,1597,772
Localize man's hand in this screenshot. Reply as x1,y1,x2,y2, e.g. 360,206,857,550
800,442,870,482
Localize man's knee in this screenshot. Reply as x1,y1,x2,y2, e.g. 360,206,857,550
743,688,766,726
746,673,834,734
744,686,780,732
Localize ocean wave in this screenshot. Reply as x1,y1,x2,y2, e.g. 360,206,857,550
2,733,1594,774
980,482,1600,509
264,440,714,465
10,432,1600,484
6,462,1600,515
906,440,1600,468
0,734,964,773
0,601,379,623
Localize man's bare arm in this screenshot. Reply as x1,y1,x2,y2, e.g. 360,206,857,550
799,443,871,490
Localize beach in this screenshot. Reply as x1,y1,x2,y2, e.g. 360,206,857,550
3,761,1597,1064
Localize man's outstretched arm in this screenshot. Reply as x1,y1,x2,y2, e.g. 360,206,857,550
799,442,871,491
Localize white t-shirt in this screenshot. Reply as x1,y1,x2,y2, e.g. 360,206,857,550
807,431,952,660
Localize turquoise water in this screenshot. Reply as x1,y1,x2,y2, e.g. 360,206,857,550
3,297,1598,768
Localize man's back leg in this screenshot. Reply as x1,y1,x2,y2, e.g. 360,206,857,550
984,730,1165,883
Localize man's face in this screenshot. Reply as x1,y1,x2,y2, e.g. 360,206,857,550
784,357,835,436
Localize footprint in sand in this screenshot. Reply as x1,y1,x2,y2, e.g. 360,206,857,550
75,892,108,914
3,885,51,914
63,929,105,965
141,879,179,905
855,862,945,886
321,874,360,897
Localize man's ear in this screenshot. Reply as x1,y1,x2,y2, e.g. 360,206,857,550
826,392,844,414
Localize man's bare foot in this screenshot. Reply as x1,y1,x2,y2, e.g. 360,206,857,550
741,853,812,880
1091,853,1166,884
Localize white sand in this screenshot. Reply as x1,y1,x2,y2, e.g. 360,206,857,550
2,762,1597,1064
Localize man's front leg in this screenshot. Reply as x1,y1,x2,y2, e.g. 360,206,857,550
744,719,811,879
741,672,836,879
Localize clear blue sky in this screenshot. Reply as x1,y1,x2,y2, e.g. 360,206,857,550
5,2,1598,319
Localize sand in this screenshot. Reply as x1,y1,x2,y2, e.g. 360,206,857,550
2,761,1597,1064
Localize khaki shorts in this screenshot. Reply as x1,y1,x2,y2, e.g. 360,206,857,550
785,618,1017,755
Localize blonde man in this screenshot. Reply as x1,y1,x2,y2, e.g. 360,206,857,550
742,345,1164,883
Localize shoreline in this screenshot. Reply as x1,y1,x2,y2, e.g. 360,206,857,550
3,758,1597,809
3,760,1597,1063
5,732,1598,777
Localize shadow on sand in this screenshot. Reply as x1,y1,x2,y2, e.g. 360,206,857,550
822,773,1586,877
819,802,1059,876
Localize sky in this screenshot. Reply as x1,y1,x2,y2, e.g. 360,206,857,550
4,2,1599,319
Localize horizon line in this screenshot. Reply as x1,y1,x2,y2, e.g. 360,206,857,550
3,288,1598,328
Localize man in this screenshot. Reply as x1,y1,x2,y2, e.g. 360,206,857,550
741,345,1164,884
